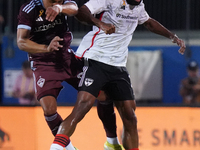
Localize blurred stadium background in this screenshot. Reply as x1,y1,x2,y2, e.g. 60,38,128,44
1,0,200,105
0,0,200,150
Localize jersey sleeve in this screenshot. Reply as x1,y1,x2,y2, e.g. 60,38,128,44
63,0,77,5
84,0,107,14
137,2,150,25
17,4,34,30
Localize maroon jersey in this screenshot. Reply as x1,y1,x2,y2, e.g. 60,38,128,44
17,0,75,62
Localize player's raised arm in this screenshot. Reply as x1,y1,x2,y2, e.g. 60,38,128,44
46,2,78,22
75,5,115,34
17,28,63,54
60,2,78,16
143,18,186,55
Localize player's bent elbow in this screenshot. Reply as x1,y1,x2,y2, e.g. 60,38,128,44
17,39,27,51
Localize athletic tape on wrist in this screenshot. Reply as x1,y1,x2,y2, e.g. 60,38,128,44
171,34,178,43
55,4,63,13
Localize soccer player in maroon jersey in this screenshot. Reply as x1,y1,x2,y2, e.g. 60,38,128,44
17,0,122,149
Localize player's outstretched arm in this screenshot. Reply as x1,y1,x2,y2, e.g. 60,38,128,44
143,18,186,55
46,3,78,22
17,29,63,54
75,5,115,34
61,3,78,16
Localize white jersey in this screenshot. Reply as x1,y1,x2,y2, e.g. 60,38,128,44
76,0,149,67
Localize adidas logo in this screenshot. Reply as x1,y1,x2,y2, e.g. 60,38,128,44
36,16,43,21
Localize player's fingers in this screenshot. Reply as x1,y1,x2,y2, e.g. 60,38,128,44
108,25,115,34
48,38,63,52
52,43,60,51
106,25,115,34
48,15,55,22
181,41,186,48
178,49,184,55
56,41,63,48
58,45,63,48
178,39,185,47
175,39,185,55
177,40,182,46
46,12,52,21
45,9,51,20
49,11,57,22
113,25,116,31
53,47,59,51
176,40,186,53
178,46,186,55
53,36,63,41
57,37,63,42
46,9,55,21
54,36,60,40
178,49,182,54
54,37,63,49
46,7,59,22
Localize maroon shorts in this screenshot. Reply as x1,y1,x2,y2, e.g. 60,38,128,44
31,51,83,100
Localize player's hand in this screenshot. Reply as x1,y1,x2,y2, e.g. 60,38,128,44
47,36,63,52
171,35,186,55
99,22,115,34
46,5,60,22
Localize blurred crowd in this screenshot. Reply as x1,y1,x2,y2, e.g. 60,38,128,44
180,61,200,105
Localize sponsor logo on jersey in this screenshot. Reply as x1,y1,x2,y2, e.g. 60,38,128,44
116,14,138,20
84,78,94,87
37,76,45,88
34,19,63,32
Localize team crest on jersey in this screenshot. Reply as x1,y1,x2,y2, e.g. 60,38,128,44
120,0,126,10
84,78,94,86
37,76,45,88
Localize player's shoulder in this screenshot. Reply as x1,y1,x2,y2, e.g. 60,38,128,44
20,0,42,14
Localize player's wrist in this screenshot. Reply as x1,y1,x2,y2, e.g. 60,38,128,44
44,45,49,52
54,4,63,13
170,34,178,43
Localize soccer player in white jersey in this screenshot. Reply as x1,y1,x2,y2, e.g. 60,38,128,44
50,0,186,150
